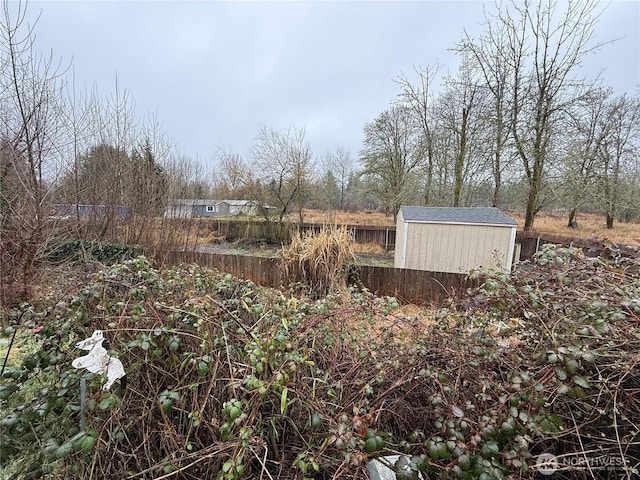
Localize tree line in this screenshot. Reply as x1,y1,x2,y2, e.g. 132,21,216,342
359,0,640,229
1,0,639,305
211,1,639,229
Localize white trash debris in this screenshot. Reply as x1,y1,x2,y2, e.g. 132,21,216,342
72,330,125,391
366,455,425,480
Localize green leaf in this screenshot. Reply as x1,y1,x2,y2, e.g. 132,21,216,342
79,434,96,452
573,375,591,389
555,366,567,381
0,383,18,400
451,405,464,418
222,461,233,473
280,387,288,415
485,441,499,455
161,398,173,414
99,395,118,410
54,442,73,459
168,335,181,351
197,361,209,377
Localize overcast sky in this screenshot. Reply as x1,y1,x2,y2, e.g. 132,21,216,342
28,0,640,168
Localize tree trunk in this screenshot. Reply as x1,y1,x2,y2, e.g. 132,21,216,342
453,108,468,207
524,174,540,231
606,211,614,229
424,141,434,206
492,180,501,208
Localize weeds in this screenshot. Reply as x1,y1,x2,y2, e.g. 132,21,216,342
0,244,639,478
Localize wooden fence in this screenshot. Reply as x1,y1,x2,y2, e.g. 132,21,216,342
354,265,477,305
157,230,640,305
183,218,397,249
190,220,640,260
163,251,282,287
160,251,475,305
516,231,640,259
158,224,639,306
300,224,396,250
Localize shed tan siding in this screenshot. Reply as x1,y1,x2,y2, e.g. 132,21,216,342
394,209,406,267
403,222,513,273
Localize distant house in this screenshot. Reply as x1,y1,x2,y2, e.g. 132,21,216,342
51,204,131,219
394,206,518,274
163,199,217,218
164,199,275,219
216,200,262,216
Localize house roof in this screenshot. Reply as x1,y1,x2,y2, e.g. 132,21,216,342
168,199,217,206
216,200,258,207
399,206,518,226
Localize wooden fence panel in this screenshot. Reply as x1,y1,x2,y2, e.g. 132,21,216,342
161,251,475,305
300,224,396,249
164,251,282,288
355,265,477,304
158,229,638,305
515,231,640,259
184,219,396,248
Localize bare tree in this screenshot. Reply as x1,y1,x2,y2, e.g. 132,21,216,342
559,87,612,226
438,55,482,207
596,93,640,228
359,105,422,220
395,64,441,206
56,82,103,239
458,23,513,208
322,146,354,211
0,0,68,302
468,0,605,229
252,123,313,225
213,149,253,199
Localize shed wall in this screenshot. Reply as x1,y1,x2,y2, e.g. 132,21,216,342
403,222,514,273
394,209,406,267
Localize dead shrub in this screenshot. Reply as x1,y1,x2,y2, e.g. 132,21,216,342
282,227,356,298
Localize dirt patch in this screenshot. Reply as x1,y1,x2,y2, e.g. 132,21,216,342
193,242,394,266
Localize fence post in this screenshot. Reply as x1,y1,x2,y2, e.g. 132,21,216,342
80,377,86,431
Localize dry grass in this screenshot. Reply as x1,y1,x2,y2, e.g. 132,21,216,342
508,211,640,246
303,209,394,226
351,242,387,255
282,227,357,297
305,209,640,247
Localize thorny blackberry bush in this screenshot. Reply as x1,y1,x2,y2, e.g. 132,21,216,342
0,246,639,479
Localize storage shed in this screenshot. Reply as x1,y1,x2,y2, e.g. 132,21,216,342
394,206,518,273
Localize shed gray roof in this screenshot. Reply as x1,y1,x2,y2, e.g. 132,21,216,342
399,206,518,226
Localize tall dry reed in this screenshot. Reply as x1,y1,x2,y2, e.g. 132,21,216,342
282,226,357,297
